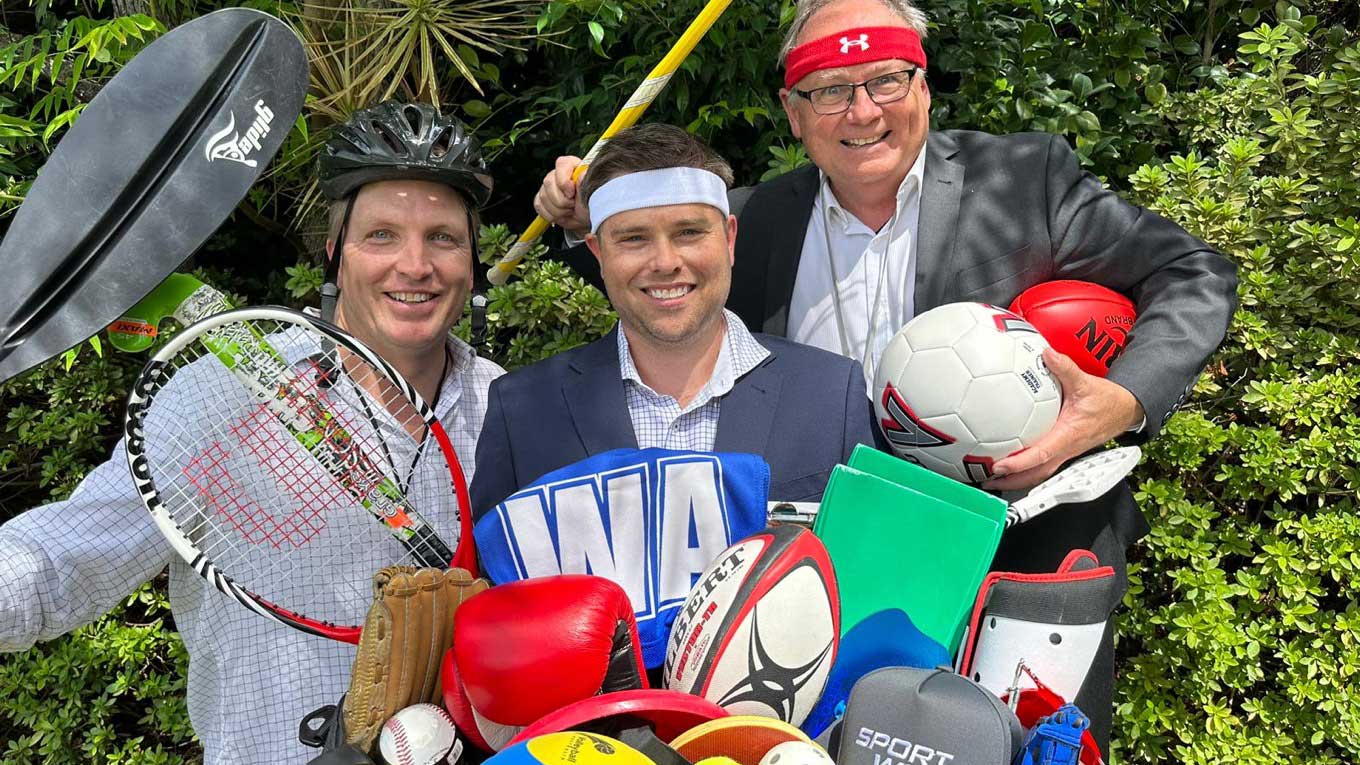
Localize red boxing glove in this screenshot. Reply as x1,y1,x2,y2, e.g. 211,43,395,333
441,574,648,751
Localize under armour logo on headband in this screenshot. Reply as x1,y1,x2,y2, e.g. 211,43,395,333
784,26,927,89
840,34,869,54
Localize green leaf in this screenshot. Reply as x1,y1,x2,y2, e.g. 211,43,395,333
41,105,83,144
1174,36,1202,56
1072,73,1093,101
588,21,605,46
1146,82,1167,105
463,99,492,119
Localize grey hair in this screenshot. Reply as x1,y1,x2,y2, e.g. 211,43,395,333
778,0,929,66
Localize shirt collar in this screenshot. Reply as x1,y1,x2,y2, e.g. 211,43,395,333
617,309,769,404
433,334,477,415
819,146,928,232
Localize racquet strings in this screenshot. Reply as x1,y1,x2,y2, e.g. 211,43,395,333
139,316,461,631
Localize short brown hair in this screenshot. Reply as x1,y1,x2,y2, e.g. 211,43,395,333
579,124,734,205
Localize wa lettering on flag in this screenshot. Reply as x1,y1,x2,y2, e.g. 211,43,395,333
474,448,770,666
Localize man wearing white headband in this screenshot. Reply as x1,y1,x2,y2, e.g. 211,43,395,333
534,0,1237,750
472,122,876,521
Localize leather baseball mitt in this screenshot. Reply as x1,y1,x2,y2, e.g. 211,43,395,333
343,566,489,754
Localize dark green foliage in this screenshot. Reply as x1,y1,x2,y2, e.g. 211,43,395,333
0,0,1357,762
469,224,616,368
0,585,193,765
1114,10,1360,760
467,0,801,217
0,11,164,203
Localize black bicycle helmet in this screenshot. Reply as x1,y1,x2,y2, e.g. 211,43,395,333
319,101,493,206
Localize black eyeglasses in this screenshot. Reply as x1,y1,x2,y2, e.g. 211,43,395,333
793,69,920,115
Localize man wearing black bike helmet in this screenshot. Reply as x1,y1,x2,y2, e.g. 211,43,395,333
318,100,502,406
0,101,503,765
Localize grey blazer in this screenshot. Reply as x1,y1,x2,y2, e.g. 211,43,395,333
727,129,1238,440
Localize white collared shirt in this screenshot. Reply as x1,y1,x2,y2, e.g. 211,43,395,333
788,149,927,390
617,309,770,451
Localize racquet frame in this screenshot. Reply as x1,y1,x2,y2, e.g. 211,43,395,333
124,299,472,642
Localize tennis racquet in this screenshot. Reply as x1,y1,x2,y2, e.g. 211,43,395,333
1003,446,1141,528
121,275,470,643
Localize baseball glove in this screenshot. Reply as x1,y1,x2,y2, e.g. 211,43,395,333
343,566,489,754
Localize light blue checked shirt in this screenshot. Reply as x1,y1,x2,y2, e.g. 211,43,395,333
0,335,502,765
617,309,770,451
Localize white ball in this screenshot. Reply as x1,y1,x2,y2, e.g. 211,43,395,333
759,741,835,765
874,302,1062,483
379,703,463,765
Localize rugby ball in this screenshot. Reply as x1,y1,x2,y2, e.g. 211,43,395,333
1009,280,1137,378
664,526,838,728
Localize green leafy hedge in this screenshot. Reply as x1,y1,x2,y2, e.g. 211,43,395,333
1,0,1357,762
1116,10,1360,761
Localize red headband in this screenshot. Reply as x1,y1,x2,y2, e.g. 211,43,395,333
783,26,927,89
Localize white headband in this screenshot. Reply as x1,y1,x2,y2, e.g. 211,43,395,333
588,167,730,233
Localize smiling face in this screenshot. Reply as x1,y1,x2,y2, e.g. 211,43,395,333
332,179,473,364
586,202,736,352
780,0,930,197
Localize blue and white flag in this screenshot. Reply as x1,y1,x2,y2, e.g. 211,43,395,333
474,448,771,667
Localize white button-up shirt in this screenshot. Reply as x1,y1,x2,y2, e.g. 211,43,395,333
788,149,927,390
617,310,770,451
0,334,503,765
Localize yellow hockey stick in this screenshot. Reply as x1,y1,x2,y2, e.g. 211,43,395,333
487,0,734,285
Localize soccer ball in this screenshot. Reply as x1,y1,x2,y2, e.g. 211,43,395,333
873,302,1062,484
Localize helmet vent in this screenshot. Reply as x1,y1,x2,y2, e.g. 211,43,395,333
371,120,410,158
430,126,452,159
401,104,425,137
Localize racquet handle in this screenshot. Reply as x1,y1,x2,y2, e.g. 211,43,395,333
411,525,455,567
487,0,733,285
1004,446,1141,528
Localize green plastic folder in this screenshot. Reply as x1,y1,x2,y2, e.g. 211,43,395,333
814,447,1005,654
846,444,1008,523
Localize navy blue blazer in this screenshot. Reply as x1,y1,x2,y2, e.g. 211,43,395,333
470,328,878,520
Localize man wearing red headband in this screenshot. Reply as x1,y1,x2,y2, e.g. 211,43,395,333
534,0,1237,750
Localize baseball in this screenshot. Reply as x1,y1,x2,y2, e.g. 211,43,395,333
758,741,835,765
379,703,463,765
